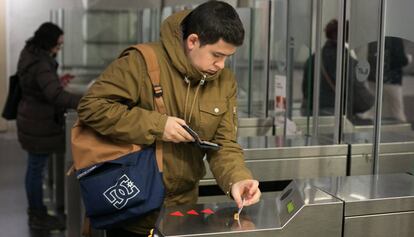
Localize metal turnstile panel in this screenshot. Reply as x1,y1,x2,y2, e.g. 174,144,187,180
156,182,343,237
311,173,414,216
346,131,414,175
201,135,348,185
237,117,274,137
344,211,414,237
350,153,414,176
201,155,347,185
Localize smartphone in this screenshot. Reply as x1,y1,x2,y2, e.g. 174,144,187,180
182,125,221,151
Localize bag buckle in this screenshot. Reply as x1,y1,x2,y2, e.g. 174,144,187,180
153,85,163,98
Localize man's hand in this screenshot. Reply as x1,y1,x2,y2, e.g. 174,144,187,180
231,179,261,208
162,117,195,143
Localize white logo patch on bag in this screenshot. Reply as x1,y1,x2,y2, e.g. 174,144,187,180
103,174,140,209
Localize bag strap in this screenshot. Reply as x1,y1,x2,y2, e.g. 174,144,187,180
320,61,336,92
122,44,166,172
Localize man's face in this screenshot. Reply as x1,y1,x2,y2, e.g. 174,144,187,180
185,34,237,76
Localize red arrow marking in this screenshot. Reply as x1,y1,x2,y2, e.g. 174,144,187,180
201,208,214,214
169,211,184,216
187,210,199,215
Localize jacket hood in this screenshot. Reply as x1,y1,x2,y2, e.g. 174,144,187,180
18,44,56,73
160,10,220,83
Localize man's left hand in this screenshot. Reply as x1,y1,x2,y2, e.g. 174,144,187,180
231,179,261,208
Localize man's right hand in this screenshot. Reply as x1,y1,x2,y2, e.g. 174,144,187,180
162,117,195,143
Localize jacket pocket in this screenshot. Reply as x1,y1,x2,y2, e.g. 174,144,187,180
199,100,228,140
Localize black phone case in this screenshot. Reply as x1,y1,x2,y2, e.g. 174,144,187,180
182,125,221,150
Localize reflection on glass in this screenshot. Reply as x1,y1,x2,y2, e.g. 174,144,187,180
233,0,270,118
302,19,374,125
61,9,160,69
301,19,339,117
205,207,256,231
365,37,409,123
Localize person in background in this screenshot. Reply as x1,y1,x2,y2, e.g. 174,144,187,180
16,22,82,230
77,1,261,236
301,19,340,116
367,37,409,122
301,19,374,122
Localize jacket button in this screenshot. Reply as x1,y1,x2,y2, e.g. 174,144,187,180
214,108,219,113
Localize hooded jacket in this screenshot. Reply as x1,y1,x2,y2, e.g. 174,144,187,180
17,44,81,153
77,10,253,233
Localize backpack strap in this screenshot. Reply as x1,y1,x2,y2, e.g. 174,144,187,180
121,44,165,172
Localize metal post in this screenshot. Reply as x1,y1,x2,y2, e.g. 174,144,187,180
247,7,255,116
283,0,291,137
265,0,271,118
333,0,346,144
285,0,294,121
55,153,65,214
372,0,386,175
312,0,323,137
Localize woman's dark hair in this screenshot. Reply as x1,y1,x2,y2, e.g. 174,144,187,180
181,1,244,47
27,22,63,51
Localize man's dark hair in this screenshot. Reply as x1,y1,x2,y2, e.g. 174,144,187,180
181,1,244,47
27,22,63,51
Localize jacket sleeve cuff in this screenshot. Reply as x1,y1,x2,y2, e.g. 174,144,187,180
153,113,168,140
223,170,253,199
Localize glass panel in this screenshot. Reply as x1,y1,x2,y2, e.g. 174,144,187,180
341,0,381,176
53,8,160,94
271,0,340,137
62,9,160,69
378,0,414,174
342,0,380,143
345,0,380,128
233,0,270,118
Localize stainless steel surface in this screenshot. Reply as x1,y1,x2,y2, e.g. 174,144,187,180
345,131,414,175
312,0,323,137
237,117,274,137
65,111,83,237
156,181,342,237
344,211,414,237
311,173,414,216
351,122,411,133
201,135,348,184
334,0,345,144
372,0,387,175
308,173,414,237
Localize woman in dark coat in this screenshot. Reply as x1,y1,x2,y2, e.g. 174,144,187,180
16,22,81,230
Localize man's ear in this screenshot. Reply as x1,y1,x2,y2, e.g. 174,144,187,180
186,33,199,50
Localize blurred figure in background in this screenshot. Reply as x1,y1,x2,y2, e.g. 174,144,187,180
367,37,409,122
302,19,374,122
16,22,81,231
301,19,339,116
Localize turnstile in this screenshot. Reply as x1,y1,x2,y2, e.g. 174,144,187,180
344,131,414,175
155,181,343,237
156,173,414,237
312,173,414,237
201,135,348,186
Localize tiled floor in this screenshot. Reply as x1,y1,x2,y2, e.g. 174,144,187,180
0,123,64,237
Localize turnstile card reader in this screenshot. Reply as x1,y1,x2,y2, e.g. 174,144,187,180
155,181,342,237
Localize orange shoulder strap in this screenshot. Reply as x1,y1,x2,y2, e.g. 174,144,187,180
121,44,166,172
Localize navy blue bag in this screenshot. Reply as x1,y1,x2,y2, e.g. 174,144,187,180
76,147,164,229
70,44,167,230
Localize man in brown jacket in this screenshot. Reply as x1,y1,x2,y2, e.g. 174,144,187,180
77,1,261,236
